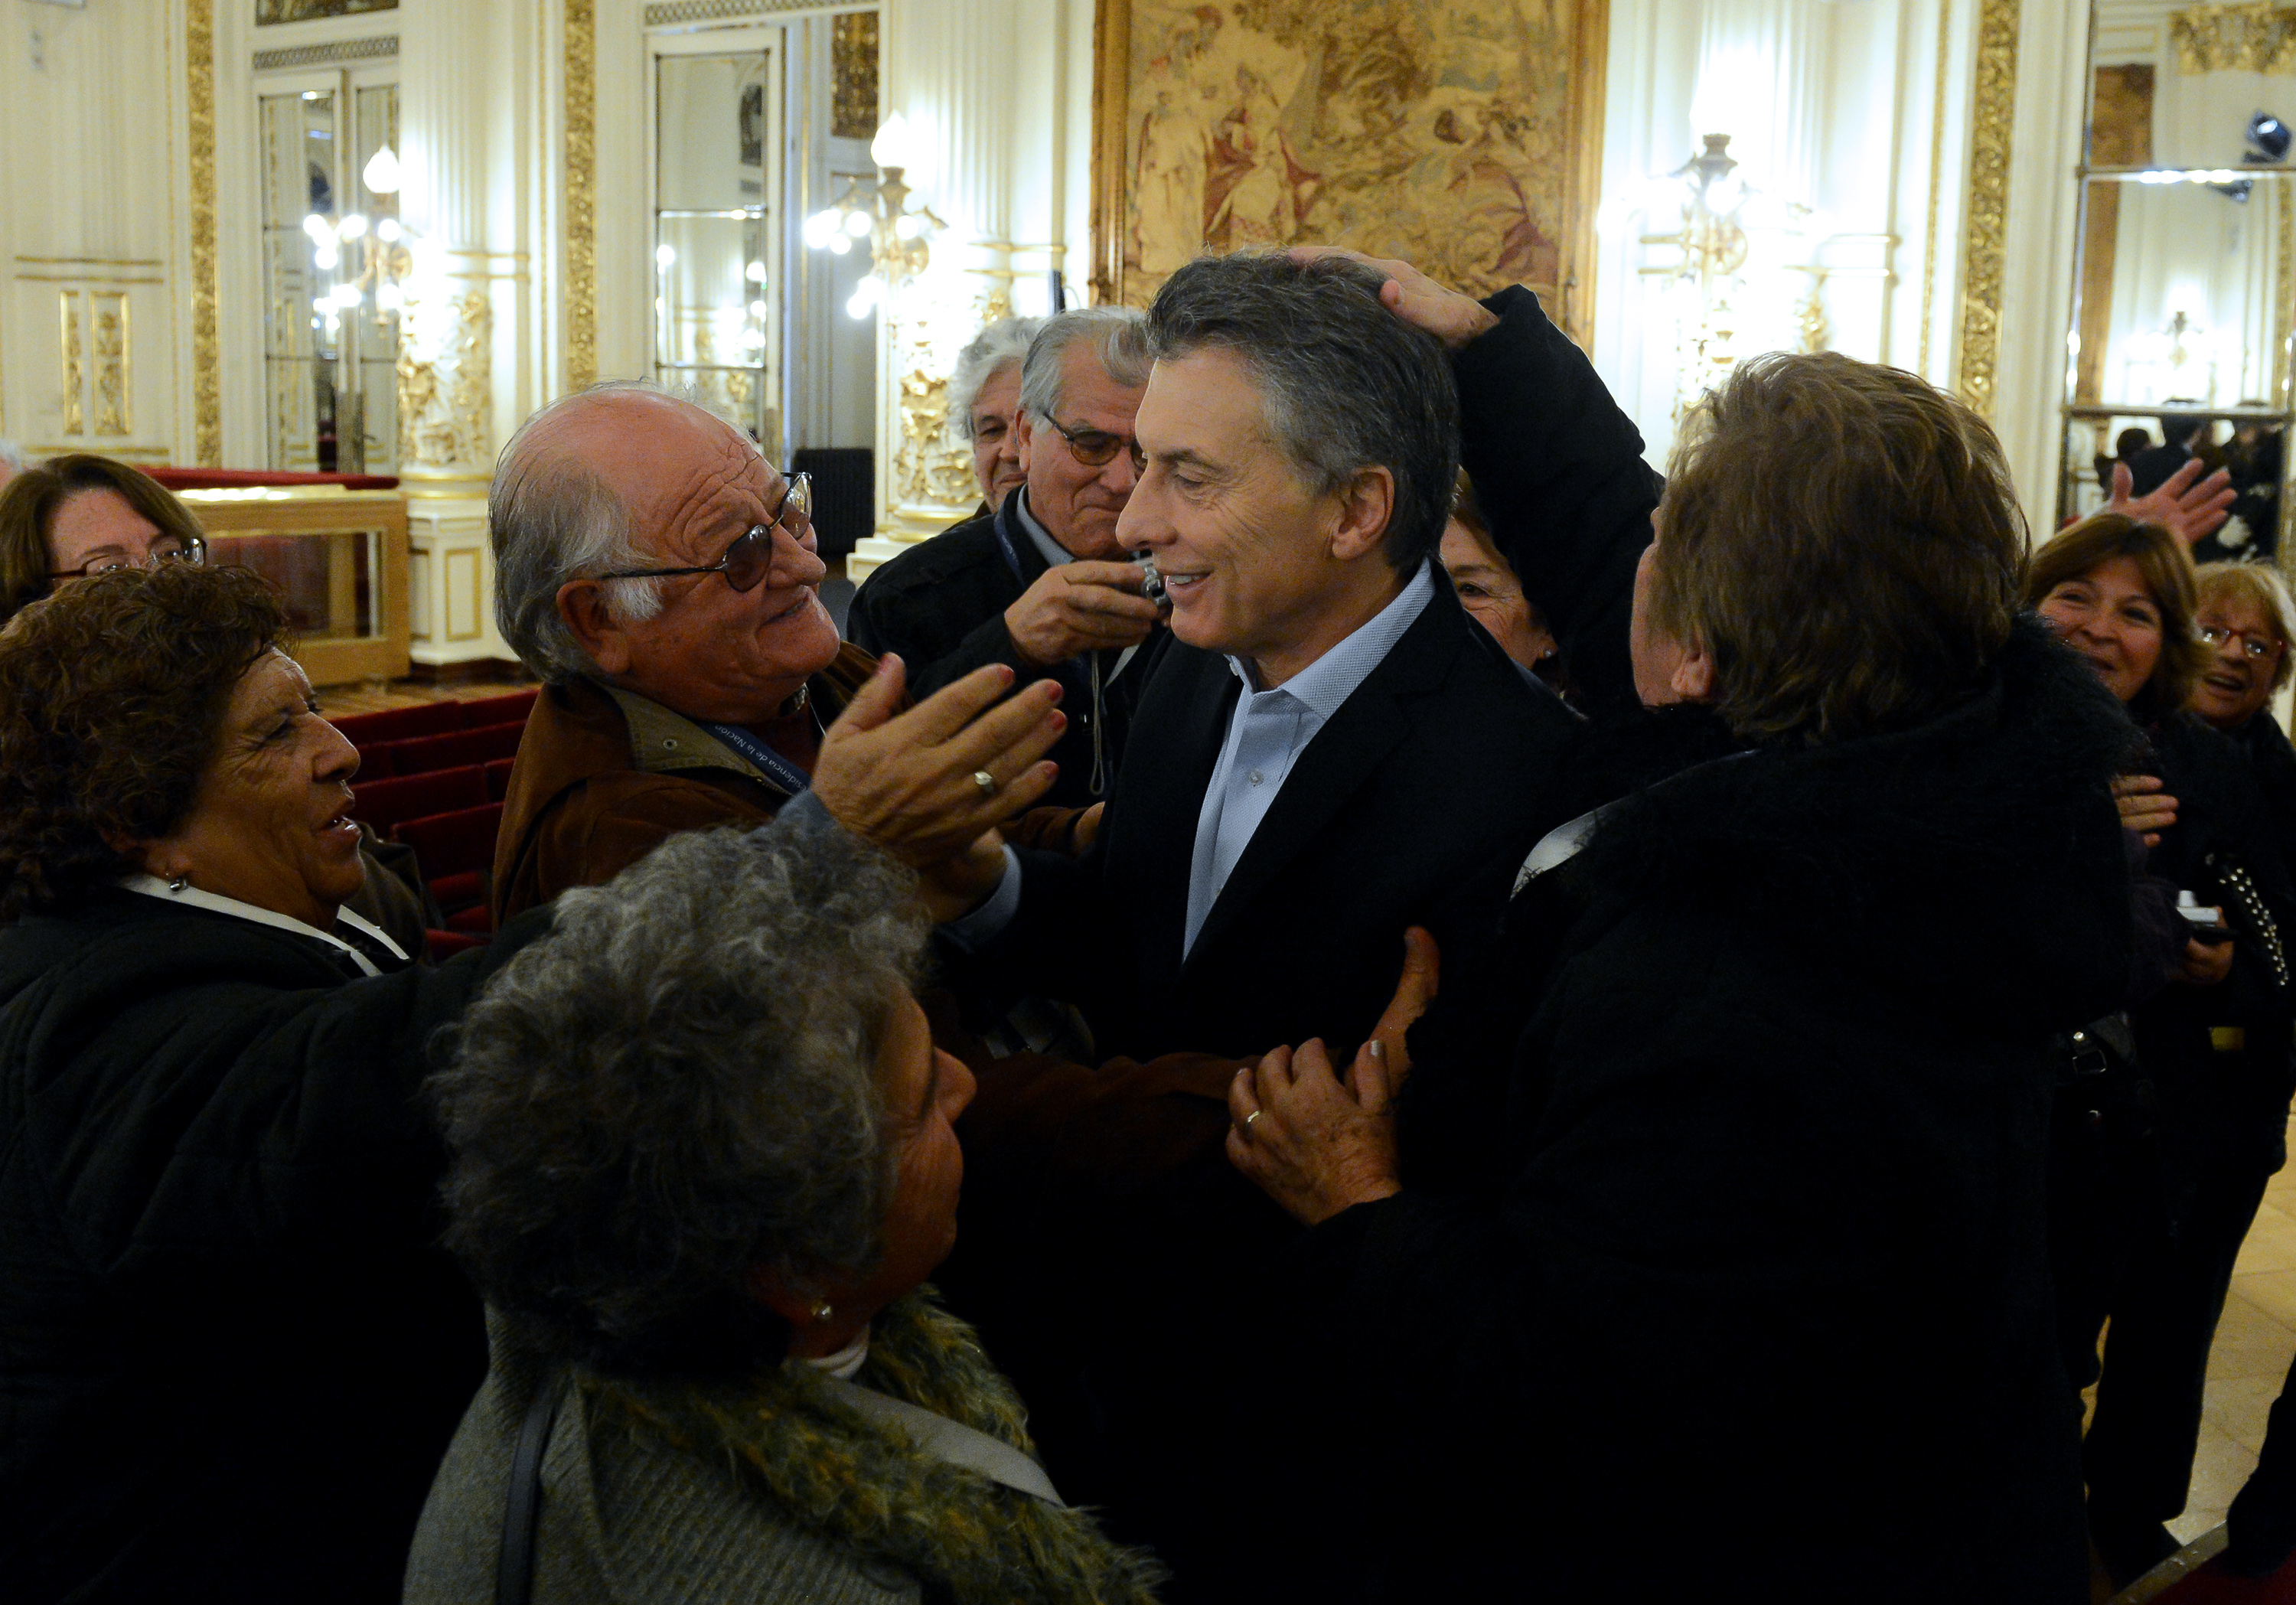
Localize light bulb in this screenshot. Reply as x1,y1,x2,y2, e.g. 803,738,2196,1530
826,233,852,256
856,274,885,305
376,282,404,312
843,210,872,238
338,214,368,240
846,287,876,319
313,245,340,271
361,146,401,195
803,210,839,248
870,113,915,171
656,243,678,269
302,214,333,245
745,259,767,282
893,213,924,240
748,298,768,318
375,217,402,243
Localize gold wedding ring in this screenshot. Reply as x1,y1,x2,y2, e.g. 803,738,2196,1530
971,769,997,798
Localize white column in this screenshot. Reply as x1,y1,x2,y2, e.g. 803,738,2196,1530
850,0,1084,579
393,0,533,665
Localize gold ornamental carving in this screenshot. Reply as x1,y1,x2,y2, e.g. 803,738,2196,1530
2170,2,2296,73
1956,0,2019,420
59,294,84,436
187,0,222,465
397,289,494,470
565,0,598,392
832,11,879,141
91,292,129,438
1919,0,1952,377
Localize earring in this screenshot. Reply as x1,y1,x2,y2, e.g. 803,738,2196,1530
809,1298,834,1324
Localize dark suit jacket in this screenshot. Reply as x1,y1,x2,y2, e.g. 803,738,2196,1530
990,568,1575,1061
846,492,1149,808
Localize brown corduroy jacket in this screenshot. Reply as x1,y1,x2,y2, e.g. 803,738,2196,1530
490,644,879,924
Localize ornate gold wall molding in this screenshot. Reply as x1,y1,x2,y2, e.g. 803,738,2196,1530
398,288,494,471
2170,2,2296,74
566,0,598,393
92,293,130,438
251,35,398,71
1956,0,2019,419
831,11,879,141
60,295,85,437
187,0,222,465
1920,0,1952,377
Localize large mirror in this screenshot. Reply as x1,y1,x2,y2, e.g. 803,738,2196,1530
2066,0,2296,562
656,48,779,447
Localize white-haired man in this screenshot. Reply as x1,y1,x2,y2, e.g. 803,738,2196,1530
849,308,1166,807
486,385,1065,922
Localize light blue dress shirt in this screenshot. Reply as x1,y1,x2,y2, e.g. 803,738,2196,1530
1181,559,1435,957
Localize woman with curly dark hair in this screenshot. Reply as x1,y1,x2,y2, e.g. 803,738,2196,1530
407,823,1161,1605
0,563,563,1605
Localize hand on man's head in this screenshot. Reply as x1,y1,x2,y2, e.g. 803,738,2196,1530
1287,246,1499,351
810,654,1067,868
1003,561,1160,670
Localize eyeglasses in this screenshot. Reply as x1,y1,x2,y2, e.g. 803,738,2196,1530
596,472,813,593
50,533,208,580
1049,419,1145,475
2200,623,2284,661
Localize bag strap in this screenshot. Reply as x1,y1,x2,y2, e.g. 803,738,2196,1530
497,1375,568,1605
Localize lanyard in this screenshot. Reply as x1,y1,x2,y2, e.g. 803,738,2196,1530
694,719,814,797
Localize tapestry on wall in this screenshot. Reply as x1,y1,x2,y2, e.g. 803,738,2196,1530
1094,0,1605,338
257,0,396,23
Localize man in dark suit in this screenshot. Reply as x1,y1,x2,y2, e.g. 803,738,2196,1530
2130,407,2210,496
933,250,1656,1595
847,308,1166,807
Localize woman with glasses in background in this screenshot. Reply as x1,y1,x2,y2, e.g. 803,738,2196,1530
0,452,210,623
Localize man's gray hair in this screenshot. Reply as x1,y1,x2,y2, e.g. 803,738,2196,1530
431,821,929,1376
1143,253,1459,572
949,317,1045,440
1019,305,1153,424
489,380,673,683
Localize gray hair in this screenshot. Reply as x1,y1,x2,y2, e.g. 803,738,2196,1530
1144,253,1459,571
431,821,929,1377
949,317,1044,440
488,380,675,683
1019,305,1153,424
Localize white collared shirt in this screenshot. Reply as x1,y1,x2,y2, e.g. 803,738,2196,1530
1181,560,1436,957
116,874,409,977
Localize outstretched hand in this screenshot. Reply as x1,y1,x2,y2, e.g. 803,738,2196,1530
810,654,1065,869
1225,928,1440,1225
2108,458,2236,547
1287,246,1499,351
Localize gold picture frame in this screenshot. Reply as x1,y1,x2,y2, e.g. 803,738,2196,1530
1091,0,1609,345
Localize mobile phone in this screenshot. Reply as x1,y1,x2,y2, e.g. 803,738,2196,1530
2179,900,2234,943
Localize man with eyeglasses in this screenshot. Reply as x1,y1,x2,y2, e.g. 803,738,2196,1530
486,382,1068,925
849,307,1164,807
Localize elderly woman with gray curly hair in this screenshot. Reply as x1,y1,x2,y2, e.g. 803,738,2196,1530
405,823,1162,1605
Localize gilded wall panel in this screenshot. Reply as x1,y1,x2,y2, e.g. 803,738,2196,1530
91,292,129,438
59,294,85,437
1096,0,1605,330
256,1,396,23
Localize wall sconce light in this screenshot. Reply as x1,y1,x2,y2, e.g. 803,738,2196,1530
300,160,417,473
802,113,946,320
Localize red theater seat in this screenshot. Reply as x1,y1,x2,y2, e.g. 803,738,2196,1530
332,701,466,749
364,722,527,778
348,766,488,838
392,802,504,931
454,690,539,729
484,757,516,801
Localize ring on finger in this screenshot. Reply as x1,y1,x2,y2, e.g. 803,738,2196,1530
971,769,997,798
1243,1109,1264,1132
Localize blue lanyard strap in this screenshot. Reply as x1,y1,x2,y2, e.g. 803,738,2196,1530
693,717,814,797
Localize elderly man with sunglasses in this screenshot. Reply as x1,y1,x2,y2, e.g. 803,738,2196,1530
848,307,1165,807
487,381,1066,923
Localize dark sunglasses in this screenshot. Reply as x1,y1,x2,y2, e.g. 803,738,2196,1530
597,472,813,593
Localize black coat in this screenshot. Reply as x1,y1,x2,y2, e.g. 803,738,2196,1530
984,285,1647,1062
1270,622,2141,1603
0,889,554,1605
846,493,1150,808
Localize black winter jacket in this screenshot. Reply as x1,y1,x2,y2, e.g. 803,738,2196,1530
0,889,553,1605
1270,621,2139,1603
